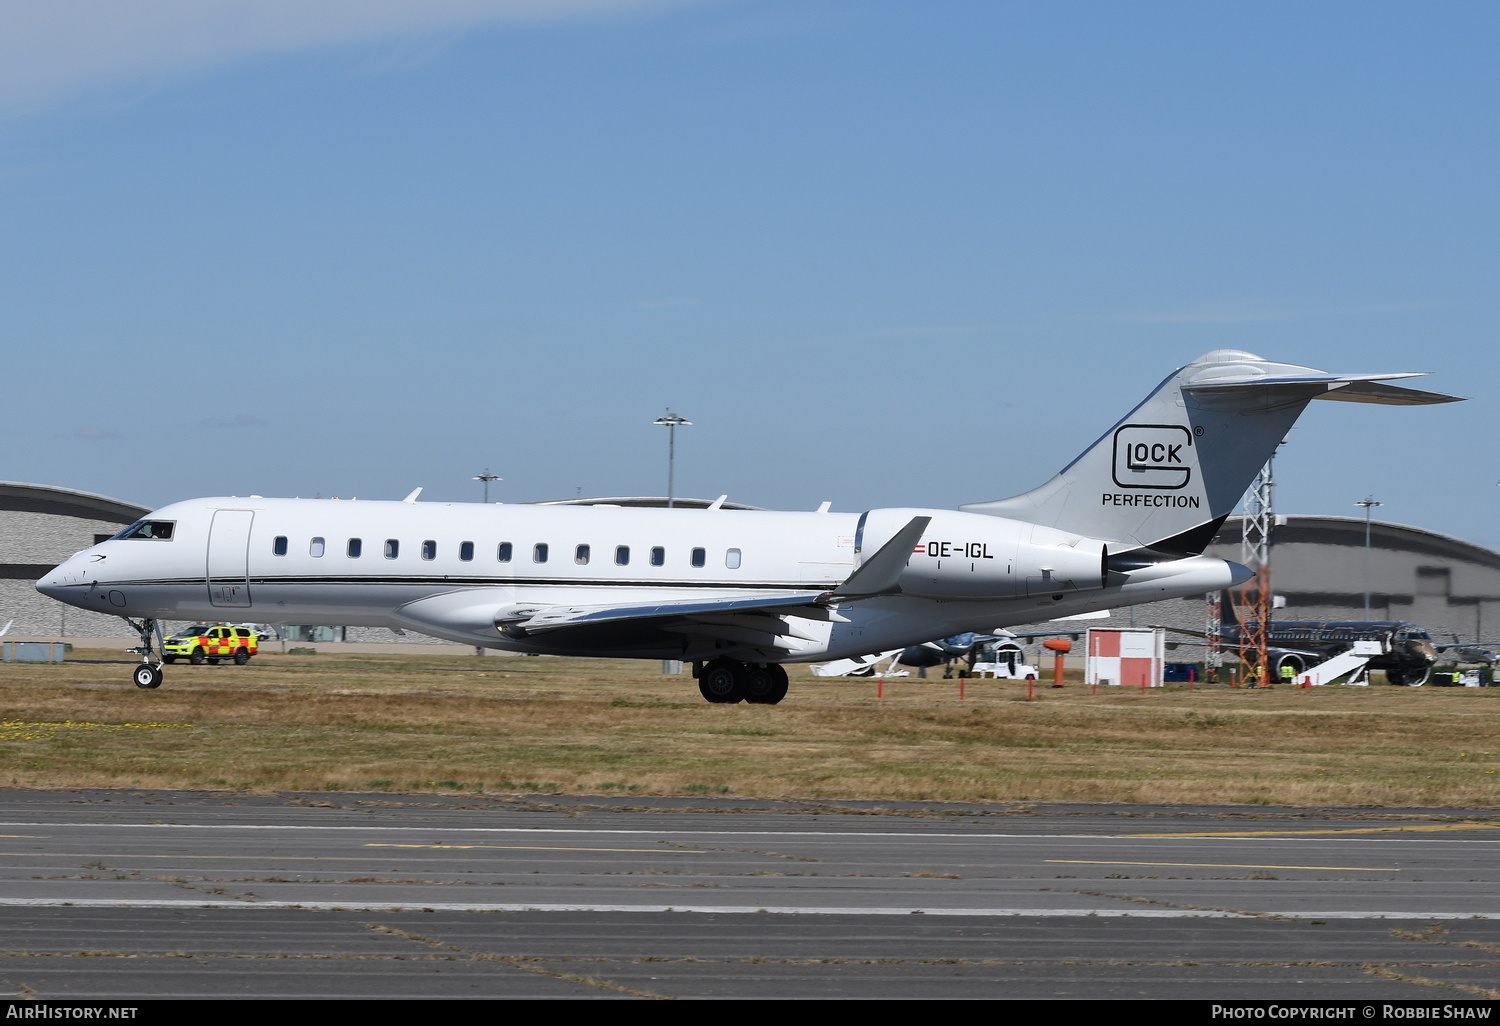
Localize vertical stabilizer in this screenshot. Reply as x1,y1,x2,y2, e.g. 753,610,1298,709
959,350,1459,554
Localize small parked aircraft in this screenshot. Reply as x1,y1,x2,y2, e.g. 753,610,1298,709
36,349,1459,700
1435,635,1500,666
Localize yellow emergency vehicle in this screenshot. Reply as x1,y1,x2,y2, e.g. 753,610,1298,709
161,624,259,665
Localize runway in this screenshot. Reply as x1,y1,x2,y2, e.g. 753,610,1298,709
1,789,1498,999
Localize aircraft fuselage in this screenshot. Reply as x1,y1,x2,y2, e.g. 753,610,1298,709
37,496,1242,663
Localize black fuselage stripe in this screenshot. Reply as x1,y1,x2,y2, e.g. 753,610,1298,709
88,577,814,591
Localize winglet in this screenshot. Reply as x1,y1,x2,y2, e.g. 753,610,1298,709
832,516,930,599
402,488,423,504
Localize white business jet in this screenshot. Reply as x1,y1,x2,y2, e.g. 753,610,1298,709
37,350,1459,700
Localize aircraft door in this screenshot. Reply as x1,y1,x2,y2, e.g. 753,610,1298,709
207,509,254,608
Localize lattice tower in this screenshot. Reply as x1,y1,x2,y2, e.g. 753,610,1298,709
1234,457,1275,685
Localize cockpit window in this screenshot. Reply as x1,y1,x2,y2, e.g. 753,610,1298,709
113,520,175,541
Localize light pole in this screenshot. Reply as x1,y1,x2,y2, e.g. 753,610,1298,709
1356,495,1383,618
473,469,501,504
652,411,691,508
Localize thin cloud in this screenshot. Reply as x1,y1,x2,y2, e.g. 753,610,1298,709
1101,302,1425,325
1104,303,1305,325
0,0,705,115
199,414,267,429
811,322,1016,344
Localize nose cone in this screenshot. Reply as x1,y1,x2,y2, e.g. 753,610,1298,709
36,553,92,603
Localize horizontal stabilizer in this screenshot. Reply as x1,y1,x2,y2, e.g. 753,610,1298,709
1185,371,1462,407
1311,379,1464,405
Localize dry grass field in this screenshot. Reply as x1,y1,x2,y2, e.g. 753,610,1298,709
0,650,1497,807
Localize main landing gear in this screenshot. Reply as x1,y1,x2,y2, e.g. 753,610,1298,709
1387,666,1431,687
124,617,164,689
696,658,789,705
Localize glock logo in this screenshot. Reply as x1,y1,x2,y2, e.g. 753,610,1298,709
1112,424,1192,489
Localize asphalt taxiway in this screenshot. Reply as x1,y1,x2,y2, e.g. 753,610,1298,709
0,789,1498,999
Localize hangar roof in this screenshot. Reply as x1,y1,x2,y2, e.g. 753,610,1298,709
1215,514,1500,571
0,481,149,524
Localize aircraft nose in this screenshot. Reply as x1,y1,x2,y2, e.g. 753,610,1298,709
35,554,90,600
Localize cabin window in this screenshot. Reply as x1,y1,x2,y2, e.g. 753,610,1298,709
347,538,362,558
726,548,742,569
650,546,665,567
575,544,590,565
113,520,174,541
615,545,630,565
498,542,513,562
534,543,549,563
459,541,474,561
273,536,288,556
421,540,436,560
691,547,706,568
385,539,399,559
310,537,325,557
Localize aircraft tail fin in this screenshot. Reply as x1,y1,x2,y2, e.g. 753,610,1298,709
1219,591,1241,628
960,349,1460,555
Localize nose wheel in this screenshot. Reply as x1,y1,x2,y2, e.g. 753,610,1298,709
124,616,165,689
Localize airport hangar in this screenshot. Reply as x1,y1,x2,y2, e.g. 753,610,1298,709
3,480,1498,651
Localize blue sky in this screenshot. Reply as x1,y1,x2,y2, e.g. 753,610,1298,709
2,1,1496,546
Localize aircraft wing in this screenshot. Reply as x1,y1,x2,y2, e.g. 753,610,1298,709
1152,625,1212,639
1150,637,1331,662
504,591,844,634
498,590,850,660
1152,625,1339,654
412,517,936,660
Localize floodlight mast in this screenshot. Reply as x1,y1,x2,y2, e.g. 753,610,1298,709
652,412,691,509
1355,495,1383,618
473,469,502,504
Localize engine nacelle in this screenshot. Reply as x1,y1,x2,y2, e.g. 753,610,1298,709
858,509,1107,601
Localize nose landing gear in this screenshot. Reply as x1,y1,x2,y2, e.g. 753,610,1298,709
124,617,164,689
695,658,789,705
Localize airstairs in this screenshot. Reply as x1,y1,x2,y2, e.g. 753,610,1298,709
1295,639,1385,687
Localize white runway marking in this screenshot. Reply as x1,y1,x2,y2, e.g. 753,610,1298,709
0,897,1493,919
0,821,1496,843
